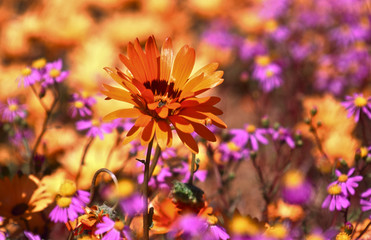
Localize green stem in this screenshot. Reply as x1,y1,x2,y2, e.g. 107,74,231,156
143,138,154,240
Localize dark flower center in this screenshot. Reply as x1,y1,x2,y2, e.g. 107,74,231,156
144,79,182,99
11,203,29,216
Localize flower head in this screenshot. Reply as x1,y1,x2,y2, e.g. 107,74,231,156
322,183,350,211
253,55,283,92
341,93,371,122
281,170,312,205
0,98,27,122
230,124,268,151
76,118,114,140
17,67,41,87
102,36,226,153
95,217,130,240
332,168,362,196
70,92,96,118
42,59,69,87
269,127,295,148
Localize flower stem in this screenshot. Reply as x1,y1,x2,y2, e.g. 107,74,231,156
88,168,119,207
75,137,94,184
143,138,154,240
188,153,196,185
148,144,161,179
251,154,269,222
356,220,371,239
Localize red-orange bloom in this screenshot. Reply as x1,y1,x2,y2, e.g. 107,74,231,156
102,36,226,153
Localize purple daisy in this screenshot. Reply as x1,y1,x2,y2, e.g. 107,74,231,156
168,214,209,239
332,168,363,196
17,67,42,87
24,231,41,240
230,124,268,151
49,180,90,223
70,92,96,118
252,55,282,92
120,193,145,217
219,141,249,162
269,127,295,148
0,98,27,122
281,170,312,205
42,59,69,87
342,93,371,122
360,188,371,218
207,225,230,240
95,217,131,240
76,118,114,140
322,183,350,211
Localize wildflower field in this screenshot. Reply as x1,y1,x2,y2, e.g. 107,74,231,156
1,0,371,239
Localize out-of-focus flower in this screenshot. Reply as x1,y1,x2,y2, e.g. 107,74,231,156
49,180,90,223
360,188,371,218
17,67,41,87
76,118,114,140
268,199,304,222
322,183,350,211
24,231,41,240
0,98,27,122
9,128,34,148
264,223,291,239
341,93,371,122
281,170,312,205
230,124,268,151
120,193,145,217
219,141,249,162
252,55,282,92
102,36,226,153
0,175,52,224
70,92,96,118
228,214,265,237
95,217,130,240
269,127,295,148
335,232,351,240
332,168,362,196
42,59,69,87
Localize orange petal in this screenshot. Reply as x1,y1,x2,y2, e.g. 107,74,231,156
127,41,147,82
192,105,223,115
168,115,194,133
135,114,152,127
103,108,141,121
157,107,168,119
101,84,135,105
175,128,199,154
141,119,156,145
103,67,125,88
145,36,160,81
190,122,216,142
123,126,141,145
189,62,219,80
172,45,195,90
203,113,227,129
160,37,173,82
167,102,181,109
134,38,151,82
155,120,172,149
147,102,158,110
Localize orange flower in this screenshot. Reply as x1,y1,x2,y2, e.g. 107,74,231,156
102,36,226,153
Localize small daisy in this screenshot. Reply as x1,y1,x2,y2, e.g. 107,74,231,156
0,98,27,122
95,217,130,240
76,118,114,140
360,188,371,218
17,67,41,87
252,55,282,92
42,59,69,87
281,170,312,205
49,180,90,223
341,93,371,122
332,168,363,196
70,93,96,118
230,124,268,151
322,183,350,211
219,141,249,162
269,127,295,148
24,231,41,240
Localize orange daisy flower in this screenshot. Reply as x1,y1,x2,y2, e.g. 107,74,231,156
102,36,226,153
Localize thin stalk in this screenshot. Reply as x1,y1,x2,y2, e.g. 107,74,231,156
188,153,196,185
148,144,162,179
360,113,369,146
88,168,119,207
30,85,48,112
251,155,269,222
143,138,154,240
75,137,94,184
356,220,371,239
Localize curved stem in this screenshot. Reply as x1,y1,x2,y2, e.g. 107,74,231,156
143,138,154,240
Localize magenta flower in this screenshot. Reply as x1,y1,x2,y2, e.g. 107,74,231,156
360,188,371,218
207,225,230,240
95,217,131,240
230,124,268,151
341,93,371,122
24,231,41,240
76,118,114,139
281,170,312,205
0,98,27,122
120,193,145,217
252,55,282,92
17,67,41,87
332,168,363,196
269,127,295,148
70,92,96,118
322,183,350,211
219,142,249,162
168,214,209,239
42,59,69,87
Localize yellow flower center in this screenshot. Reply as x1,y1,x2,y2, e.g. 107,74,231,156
338,174,348,183
354,96,367,107
118,179,135,198
49,69,61,78
8,104,18,112
336,232,350,240
328,184,342,195
32,58,46,69
360,147,368,158
207,215,218,225
21,67,32,76
266,224,288,239
256,55,270,66
265,19,278,32
246,125,256,133
91,119,100,127
266,69,274,77
283,170,304,188
227,142,240,151
74,101,84,109
59,180,77,197
306,234,325,240
114,221,125,231
56,197,72,208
